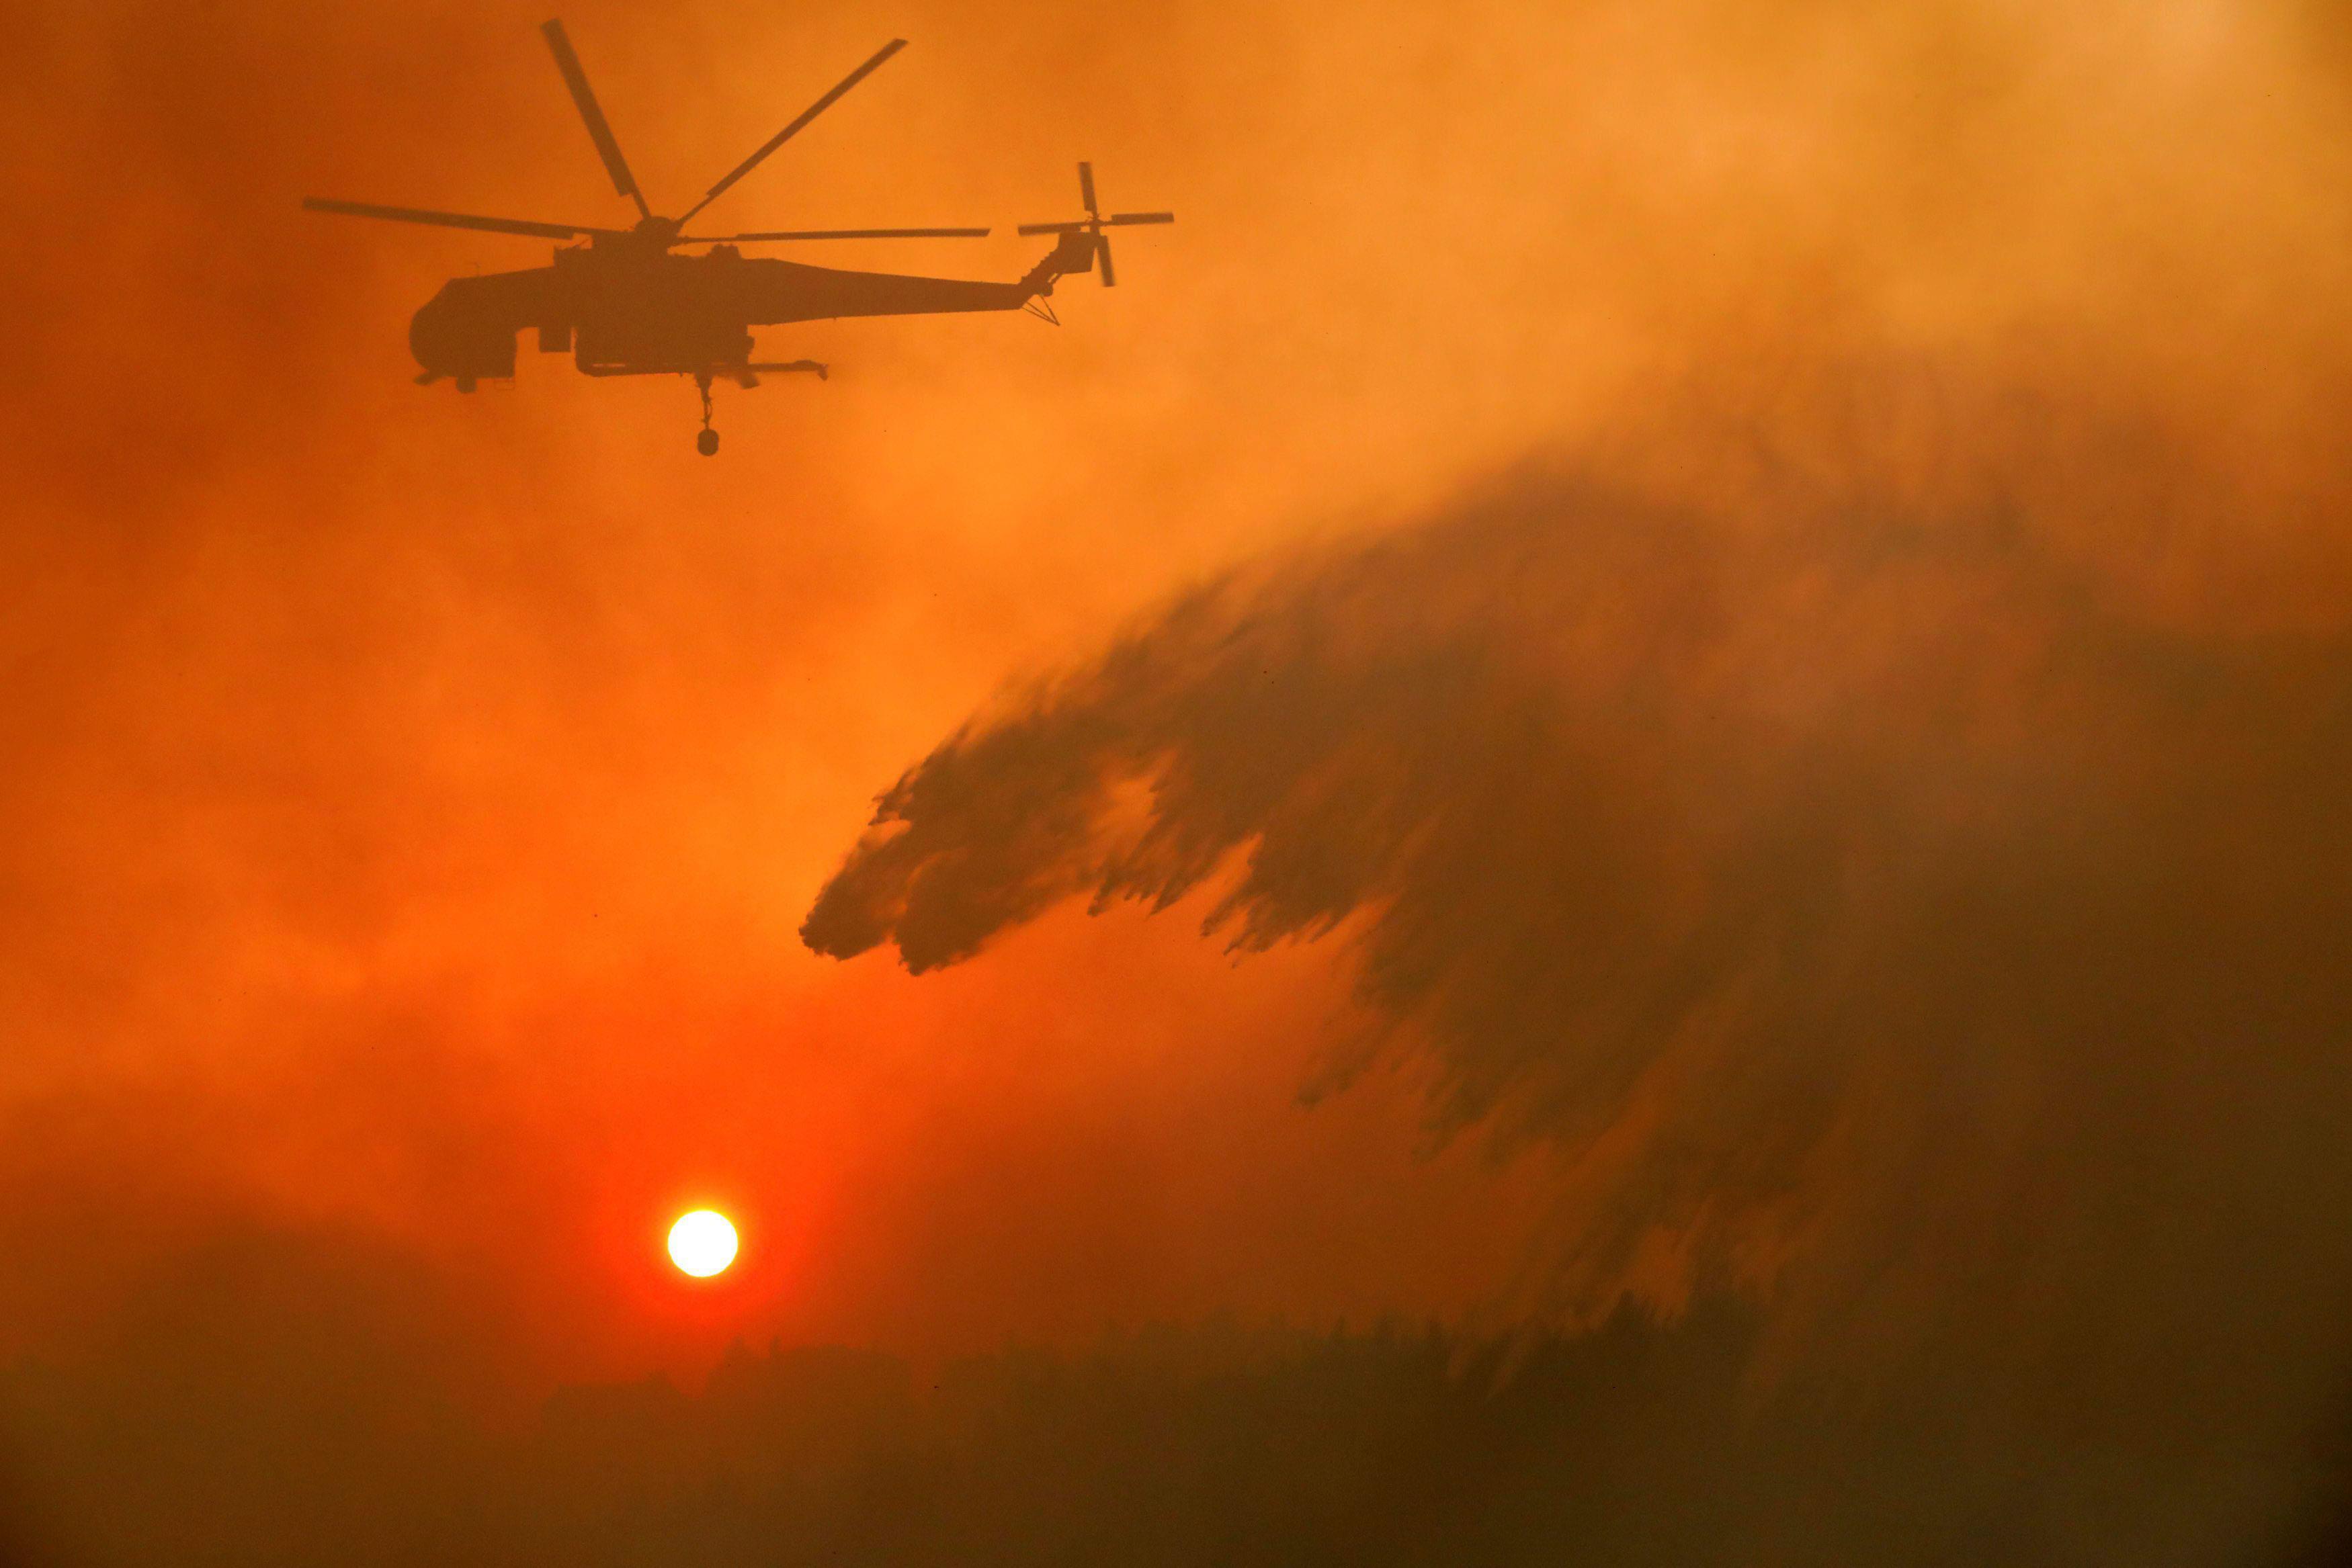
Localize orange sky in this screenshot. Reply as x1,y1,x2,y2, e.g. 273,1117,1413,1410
6,0,2352,1395
2,0,1599,1385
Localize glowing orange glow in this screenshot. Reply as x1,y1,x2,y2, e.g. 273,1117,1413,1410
667,1211,739,1278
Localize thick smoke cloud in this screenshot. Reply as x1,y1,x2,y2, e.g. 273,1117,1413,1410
11,0,2352,1559
806,362,2352,1549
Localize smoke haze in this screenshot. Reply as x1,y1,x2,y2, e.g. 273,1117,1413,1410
7,0,2352,1560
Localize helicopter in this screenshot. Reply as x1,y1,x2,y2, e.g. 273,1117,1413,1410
304,19,1174,454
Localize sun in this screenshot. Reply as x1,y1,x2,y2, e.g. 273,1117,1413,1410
667,1210,739,1278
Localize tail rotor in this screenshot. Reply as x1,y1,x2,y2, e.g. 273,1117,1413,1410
1017,161,1173,286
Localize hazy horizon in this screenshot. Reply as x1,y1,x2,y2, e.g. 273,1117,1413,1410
7,0,2352,1561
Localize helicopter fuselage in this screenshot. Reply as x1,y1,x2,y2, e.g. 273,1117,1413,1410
306,17,1172,448
408,235,1087,388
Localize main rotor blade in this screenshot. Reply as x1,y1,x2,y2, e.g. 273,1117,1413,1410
1097,233,1117,288
677,38,907,227
688,226,991,241
541,19,653,221
301,197,620,241
1017,214,1173,236
1077,161,1099,219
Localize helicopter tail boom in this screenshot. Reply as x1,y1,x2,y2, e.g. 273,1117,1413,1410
1020,230,1105,295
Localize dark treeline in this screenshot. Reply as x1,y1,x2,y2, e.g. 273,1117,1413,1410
5,1284,2335,1567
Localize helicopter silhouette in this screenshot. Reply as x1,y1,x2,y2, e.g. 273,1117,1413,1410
304,19,1175,454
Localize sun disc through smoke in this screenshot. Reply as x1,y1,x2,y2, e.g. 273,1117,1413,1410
667,1210,738,1278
